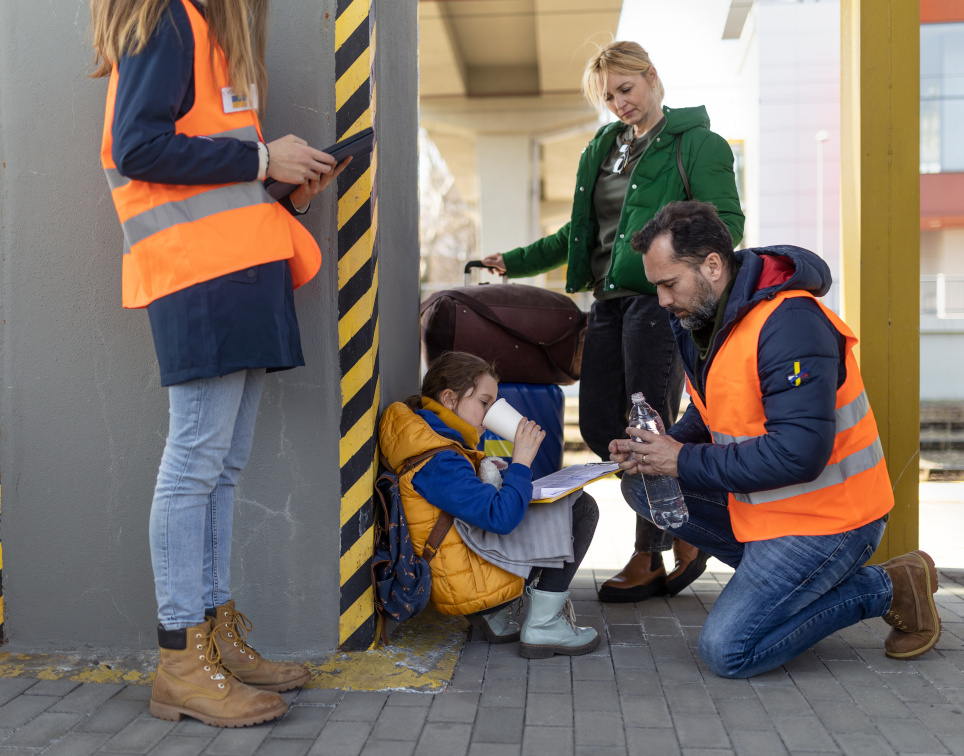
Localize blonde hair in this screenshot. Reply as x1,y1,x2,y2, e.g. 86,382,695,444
582,40,665,112
89,0,268,112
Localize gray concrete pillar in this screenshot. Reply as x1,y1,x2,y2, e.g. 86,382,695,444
0,0,418,656
476,134,535,258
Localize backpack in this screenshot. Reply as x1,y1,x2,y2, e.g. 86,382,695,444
372,451,454,643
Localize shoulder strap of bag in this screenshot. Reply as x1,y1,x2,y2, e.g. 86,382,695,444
387,448,456,564
677,136,693,201
422,512,454,564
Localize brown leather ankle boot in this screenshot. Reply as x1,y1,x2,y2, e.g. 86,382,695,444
210,601,311,692
150,619,287,728
598,551,666,603
881,550,941,660
665,539,711,597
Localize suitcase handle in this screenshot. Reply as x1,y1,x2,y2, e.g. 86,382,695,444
464,260,506,286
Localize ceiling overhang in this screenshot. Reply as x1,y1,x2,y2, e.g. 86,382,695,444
419,1,623,101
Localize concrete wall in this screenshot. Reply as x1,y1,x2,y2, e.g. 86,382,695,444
376,2,422,409
0,0,418,655
752,0,842,312
921,320,964,400
922,228,964,276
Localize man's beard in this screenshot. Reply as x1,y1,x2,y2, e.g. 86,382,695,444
673,274,719,331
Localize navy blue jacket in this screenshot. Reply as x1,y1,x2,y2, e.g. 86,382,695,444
113,0,305,386
112,0,257,184
411,409,533,535
669,246,847,496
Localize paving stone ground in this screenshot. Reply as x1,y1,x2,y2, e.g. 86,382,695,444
1,481,962,755
1,567,963,755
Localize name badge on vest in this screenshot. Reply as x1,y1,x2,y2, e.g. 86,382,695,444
221,85,258,114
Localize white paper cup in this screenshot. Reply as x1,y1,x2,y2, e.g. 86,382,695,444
482,398,525,441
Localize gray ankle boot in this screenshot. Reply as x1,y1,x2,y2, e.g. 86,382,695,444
471,601,521,644
519,586,600,659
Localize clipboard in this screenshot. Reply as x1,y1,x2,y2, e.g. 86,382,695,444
530,462,619,503
264,127,374,200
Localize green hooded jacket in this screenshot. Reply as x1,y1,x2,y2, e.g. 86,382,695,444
501,105,744,295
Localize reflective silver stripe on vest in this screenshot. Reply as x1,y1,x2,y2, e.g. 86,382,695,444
103,125,259,195
105,168,130,191
120,181,273,254
711,390,873,447
731,436,884,505
835,390,871,434
210,126,260,141
712,429,752,445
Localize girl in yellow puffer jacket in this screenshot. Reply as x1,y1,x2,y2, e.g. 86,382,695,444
378,352,600,658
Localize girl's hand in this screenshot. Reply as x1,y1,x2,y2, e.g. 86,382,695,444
510,418,545,468
288,156,352,207
480,253,507,277
266,134,337,184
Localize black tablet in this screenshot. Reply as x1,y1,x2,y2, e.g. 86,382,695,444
265,127,374,200
326,126,374,162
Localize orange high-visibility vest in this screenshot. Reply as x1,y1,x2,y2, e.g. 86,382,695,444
100,0,321,309
686,290,894,542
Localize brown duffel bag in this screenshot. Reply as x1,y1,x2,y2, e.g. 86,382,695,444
420,266,587,385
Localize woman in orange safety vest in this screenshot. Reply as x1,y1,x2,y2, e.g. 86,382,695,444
91,0,349,728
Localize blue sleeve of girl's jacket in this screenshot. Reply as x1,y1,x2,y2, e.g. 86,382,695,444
676,298,842,494
412,452,533,535
111,3,259,185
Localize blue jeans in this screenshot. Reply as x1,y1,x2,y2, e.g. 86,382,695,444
579,295,683,552
621,475,893,678
150,369,266,630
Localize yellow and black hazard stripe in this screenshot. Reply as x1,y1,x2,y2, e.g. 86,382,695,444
335,0,378,651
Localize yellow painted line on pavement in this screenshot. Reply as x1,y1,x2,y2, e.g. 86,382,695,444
0,609,467,691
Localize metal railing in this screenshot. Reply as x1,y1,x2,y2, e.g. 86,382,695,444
921,275,964,318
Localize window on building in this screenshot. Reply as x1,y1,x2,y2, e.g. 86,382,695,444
921,22,964,174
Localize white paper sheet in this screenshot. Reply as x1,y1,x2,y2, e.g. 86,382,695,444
530,462,620,502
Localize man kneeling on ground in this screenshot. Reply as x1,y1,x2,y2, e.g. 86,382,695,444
610,200,940,679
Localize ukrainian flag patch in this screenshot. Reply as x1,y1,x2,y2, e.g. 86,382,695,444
787,361,810,386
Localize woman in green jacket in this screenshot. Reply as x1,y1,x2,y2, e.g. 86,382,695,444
482,41,744,603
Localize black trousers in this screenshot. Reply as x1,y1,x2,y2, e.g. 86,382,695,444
528,491,599,592
578,295,684,552
471,491,600,619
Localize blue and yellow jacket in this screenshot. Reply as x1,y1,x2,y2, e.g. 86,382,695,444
378,400,527,615
669,246,894,540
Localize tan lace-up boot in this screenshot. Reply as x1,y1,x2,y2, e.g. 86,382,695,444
210,601,311,692
150,619,287,727
881,550,942,660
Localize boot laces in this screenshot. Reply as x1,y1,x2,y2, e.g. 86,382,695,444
509,597,523,623
216,607,258,659
885,610,909,631
194,627,237,686
561,598,578,628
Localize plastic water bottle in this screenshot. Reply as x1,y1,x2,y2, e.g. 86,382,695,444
628,392,688,530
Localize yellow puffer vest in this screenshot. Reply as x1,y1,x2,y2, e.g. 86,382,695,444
378,400,525,615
